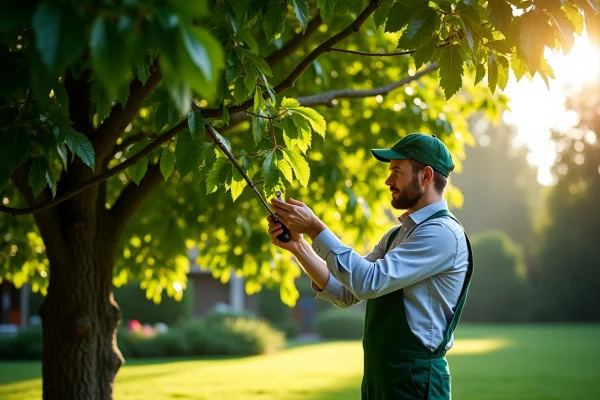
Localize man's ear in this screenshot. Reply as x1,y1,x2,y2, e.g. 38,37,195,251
423,166,435,184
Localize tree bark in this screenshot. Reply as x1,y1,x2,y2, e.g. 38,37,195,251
39,196,122,400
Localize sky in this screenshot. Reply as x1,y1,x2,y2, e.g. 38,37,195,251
501,33,600,185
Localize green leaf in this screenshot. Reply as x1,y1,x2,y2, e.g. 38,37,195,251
238,30,259,53
564,5,584,35
64,127,95,170
291,0,310,30
160,148,175,181
283,149,310,187
518,10,553,73
317,0,337,23
0,125,30,172
167,80,192,116
488,54,498,93
241,50,273,77
175,130,203,178
231,167,246,202
497,55,509,91
57,143,68,170
89,17,130,95
32,2,85,71
263,0,287,40
28,157,48,198
206,157,230,194
290,113,312,153
254,88,265,113
511,50,528,81
373,0,395,29
397,7,441,50
222,103,230,125
549,8,575,52
262,151,280,193
292,107,326,137
46,167,57,197
438,45,464,99
281,97,300,109
188,110,206,141
413,37,439,69
385,1,428,33
137,58,152,85
281,117,300,139
244,71,258,92
252,114,267,145
474,63,486,85
278,158,294,184
166,0,209,19
129,155,148,185
488,0,513,35
181,25,224,83
538,58,556,89
214,130,232,154
233,76,249,105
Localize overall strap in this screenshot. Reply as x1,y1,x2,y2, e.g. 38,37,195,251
383,208,474,356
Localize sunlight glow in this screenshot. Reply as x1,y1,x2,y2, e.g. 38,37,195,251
503,32,599,185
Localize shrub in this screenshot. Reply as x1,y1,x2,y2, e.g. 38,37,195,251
0,326,43,360
315,308,364,340
182,311,285,356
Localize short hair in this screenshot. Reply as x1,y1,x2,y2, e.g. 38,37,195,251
409,159,448,195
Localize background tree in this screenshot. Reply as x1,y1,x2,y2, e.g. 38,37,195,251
461,230,529,322
534,79,600,321
0,0,597,398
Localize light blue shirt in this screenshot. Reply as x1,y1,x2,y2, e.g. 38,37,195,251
311,200,469,351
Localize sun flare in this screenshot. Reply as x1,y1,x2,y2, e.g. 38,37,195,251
502,32,599,186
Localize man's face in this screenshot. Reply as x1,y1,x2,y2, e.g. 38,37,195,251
385,159,424,210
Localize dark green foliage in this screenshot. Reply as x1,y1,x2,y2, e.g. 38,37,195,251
0,326,43,360
315,308,365,339
534,81,600,322
113,282,194,326
461,231,529,323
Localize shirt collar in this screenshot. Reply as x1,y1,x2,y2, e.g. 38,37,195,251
398,200,448,224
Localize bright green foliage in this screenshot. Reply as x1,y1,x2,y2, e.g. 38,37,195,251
0,0,597,307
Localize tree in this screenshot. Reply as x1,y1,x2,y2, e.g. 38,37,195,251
0,0,596,398
461,230,529,322
534,79,600,321
451,117,541,248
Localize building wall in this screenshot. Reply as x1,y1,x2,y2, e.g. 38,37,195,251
189,274,259,317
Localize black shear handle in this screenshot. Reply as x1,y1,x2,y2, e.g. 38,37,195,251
273,216,291,243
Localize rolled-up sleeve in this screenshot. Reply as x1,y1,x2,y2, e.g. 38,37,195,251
312,222,457,300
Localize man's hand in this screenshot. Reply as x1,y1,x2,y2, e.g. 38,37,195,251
267,215,304,252
270,198,327,240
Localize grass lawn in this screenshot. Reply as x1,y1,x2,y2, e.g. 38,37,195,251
0,324,598,399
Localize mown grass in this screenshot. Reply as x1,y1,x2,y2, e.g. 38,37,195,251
0,324,598,399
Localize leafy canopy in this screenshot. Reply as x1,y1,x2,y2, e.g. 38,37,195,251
0,0,597,304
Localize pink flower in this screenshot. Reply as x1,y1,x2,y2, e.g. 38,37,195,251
128,320,141,332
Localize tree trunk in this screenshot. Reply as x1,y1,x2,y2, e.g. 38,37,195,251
39,207,123,400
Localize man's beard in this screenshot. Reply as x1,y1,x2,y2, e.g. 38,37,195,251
391,175,424,210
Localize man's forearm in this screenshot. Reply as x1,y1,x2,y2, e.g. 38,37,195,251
292,239,330,290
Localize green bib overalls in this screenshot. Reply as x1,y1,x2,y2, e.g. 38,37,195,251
361,210,473,400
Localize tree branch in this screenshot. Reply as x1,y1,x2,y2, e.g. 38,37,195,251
93,65,162,165
297,63,439,107
329,48,416,57
266,14,323,68
110,163,164,236
0,120,185,216
200,0,383,119
224,63,439,128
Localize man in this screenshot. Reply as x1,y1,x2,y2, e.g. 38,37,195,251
267,133,473,400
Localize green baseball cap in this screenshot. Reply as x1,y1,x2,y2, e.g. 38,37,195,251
371,133,455,177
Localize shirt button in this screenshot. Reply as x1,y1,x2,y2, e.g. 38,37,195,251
316,247,321,252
